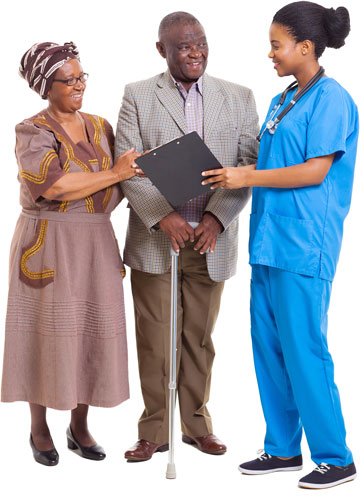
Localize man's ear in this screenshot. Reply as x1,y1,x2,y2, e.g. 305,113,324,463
156,41,166,59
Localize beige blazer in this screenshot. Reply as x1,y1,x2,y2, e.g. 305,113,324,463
115,70,259,282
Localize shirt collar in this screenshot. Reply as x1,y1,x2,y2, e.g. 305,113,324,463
170,74,203,96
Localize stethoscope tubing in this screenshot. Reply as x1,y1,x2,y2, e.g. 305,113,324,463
256,66,325,142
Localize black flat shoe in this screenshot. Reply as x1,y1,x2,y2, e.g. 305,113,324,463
66,426,106,461
30,434,59,466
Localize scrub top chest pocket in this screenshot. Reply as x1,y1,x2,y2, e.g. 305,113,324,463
269,116,307,165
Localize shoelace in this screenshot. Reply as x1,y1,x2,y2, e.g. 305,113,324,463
314,463,331,474
257,449,272,461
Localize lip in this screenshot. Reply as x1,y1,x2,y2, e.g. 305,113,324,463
273,63,280,70
70,93,83,100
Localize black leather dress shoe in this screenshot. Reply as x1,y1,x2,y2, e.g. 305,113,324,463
30,434,59,466
66,426,106,461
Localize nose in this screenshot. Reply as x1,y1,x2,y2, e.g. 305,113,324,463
189,47,201,58
268,48,274,59
75,79,85,91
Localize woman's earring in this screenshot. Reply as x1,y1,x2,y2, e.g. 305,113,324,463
302,51,306,55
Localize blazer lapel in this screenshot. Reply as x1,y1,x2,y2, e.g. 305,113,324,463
203,74,225,143
155,71,186,135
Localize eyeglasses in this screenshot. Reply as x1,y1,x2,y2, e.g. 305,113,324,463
52,73,89,86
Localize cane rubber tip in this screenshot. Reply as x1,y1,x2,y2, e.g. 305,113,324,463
166,463,176,479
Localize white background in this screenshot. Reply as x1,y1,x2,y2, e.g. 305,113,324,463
0,0,359,497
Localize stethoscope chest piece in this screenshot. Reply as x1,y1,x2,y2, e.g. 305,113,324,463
267,121,277,135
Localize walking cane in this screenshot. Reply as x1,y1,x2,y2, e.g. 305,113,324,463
166,222,200,480
165,241,179,480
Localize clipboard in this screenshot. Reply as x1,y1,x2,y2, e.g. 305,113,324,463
135,131,222,206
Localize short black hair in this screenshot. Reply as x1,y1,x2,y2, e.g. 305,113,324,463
273,1,350,59
158,12,201,40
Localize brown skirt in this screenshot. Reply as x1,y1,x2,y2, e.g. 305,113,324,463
1,210,129,410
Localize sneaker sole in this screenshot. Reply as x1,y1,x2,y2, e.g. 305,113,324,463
239,465,303,475
298,473,357,489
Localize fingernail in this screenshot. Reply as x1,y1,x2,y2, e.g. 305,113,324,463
201,172,205,176
210,186,214,190
201,181,205,185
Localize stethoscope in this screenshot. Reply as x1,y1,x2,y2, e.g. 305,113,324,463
256,66,325,142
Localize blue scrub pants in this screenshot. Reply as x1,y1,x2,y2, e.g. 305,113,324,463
250,264,353,466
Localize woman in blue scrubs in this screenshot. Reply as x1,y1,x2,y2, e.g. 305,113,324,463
202,1,358,490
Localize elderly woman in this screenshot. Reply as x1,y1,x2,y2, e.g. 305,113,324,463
1,42,141,466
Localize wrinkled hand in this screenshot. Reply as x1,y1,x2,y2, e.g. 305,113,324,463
201,164,256,189
113,148,142,181
194,213,223,254
159,212,195,253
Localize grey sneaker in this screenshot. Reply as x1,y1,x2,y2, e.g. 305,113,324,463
298,462,357,489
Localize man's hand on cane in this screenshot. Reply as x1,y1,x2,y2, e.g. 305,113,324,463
159,212,195,253
194,213,223,254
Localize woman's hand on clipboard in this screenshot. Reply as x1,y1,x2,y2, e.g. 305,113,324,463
201,164,256,189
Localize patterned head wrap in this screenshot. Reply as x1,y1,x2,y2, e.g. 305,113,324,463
19,42,80,99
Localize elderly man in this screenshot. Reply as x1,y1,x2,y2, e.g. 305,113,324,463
115,11,259,461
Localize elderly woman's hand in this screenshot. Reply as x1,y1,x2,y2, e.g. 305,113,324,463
113,148,144,181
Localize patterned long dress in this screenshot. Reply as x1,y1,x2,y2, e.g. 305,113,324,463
1,110,129,410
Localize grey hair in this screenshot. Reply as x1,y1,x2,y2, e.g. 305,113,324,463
158,12,201,40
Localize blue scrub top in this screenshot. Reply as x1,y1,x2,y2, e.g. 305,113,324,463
249,77,359,281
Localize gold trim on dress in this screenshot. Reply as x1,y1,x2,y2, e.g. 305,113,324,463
20,220,55,280
20,150,57,184
59,201,69,212
102,186,113,212
98,116,114,156
85,115,113,212
85,196,95,213
58,160,70,213
85,114,111,171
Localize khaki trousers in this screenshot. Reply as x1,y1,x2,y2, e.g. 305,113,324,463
130,243,224,444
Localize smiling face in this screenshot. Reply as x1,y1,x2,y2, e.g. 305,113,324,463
268,23,305,77
157,22,208,90
47,58,86,112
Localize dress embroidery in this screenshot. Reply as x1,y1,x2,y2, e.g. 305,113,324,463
20,149,57,184
20,219,55,287
85,114,113,212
